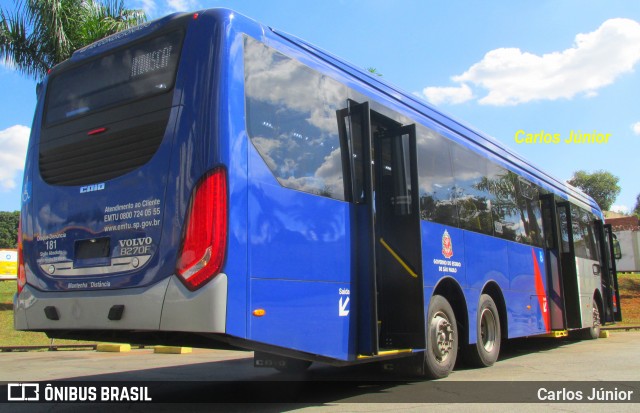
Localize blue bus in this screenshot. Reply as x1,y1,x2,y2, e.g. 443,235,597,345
15,9,621,379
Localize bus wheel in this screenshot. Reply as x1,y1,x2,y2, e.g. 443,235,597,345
424,295,458,379
581,298,601,340
274,357,312,373
463,294,501,367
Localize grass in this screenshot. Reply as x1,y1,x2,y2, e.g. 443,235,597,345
0,281,94,347
0,280,14,308
617,272,640,326
0,273,639,347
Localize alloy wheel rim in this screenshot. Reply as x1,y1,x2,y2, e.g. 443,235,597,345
480,308,496,352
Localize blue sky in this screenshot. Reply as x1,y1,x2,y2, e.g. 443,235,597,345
0,0,639,213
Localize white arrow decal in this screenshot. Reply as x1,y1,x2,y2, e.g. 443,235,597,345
339,296,350,317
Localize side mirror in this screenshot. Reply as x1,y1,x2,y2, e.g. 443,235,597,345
613,237,622,260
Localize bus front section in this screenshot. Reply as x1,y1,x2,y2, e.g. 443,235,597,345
15,10,238,346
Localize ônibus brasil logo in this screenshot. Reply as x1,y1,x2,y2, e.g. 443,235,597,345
441,230,453,259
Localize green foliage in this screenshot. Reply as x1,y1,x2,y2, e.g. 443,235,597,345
0,0,146,80
634,194,640,217
567,170,620,211
367,67,383,77
0,211,19,249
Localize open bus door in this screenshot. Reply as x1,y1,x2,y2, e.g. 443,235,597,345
606,225,623,322
553,201,583,329
540,194,567,330
540,195,586,330
337,100,425,356
595,222,622,323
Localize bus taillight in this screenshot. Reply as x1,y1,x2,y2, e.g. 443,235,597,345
17,219,26,294
176,167,228,291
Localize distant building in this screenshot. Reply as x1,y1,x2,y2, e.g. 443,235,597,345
605,215,640,272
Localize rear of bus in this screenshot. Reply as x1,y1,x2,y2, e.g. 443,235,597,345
14,10,242,343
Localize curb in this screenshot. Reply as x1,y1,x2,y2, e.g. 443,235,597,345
154,346,192,354
96,343,131,353
601,325,640,331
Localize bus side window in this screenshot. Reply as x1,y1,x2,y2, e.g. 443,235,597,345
515,178,544,248
451,143,493,235
244,36,349,201
416,127,458,227
487,167,519,242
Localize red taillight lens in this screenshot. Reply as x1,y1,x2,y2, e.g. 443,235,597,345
87,127,107,136
17,219,26,294
176,167,228,291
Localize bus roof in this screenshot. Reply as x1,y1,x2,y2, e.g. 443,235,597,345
62,7,601,215
261,20,601,215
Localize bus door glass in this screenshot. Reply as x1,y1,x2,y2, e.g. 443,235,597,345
373,118,424,350
573,208,602,329
603,223,622,321
540,194,567,330
560,203,602,329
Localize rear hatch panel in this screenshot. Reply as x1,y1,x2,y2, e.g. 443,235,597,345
23,14,192,292
28,107,181,291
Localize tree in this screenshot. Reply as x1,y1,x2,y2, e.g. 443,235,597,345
0,0,146,81
634,194,640,217
0,211,19,248
567,170,620,211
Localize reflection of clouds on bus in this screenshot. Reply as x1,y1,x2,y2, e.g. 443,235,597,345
251,137,280,171
315,148,344,186
277,148,344,198
416,126,456,225
244,41,347,133
244,36,348,200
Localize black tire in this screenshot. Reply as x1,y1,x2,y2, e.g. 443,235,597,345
424,295,458,379
463,294,501,367
273,357,312,373
581,297,601,340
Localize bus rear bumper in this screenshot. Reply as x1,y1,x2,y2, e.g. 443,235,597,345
159,273,227,332
13,274,227,334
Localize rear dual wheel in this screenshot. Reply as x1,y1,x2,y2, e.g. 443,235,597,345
463,294,501,367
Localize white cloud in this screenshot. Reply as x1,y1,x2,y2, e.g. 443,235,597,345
611,205,629,214
136,0,201,17
422,18,640,106
0,125,29,191
422,84,473,105
166,0,198,13
136,0,157,15
633,122,640,135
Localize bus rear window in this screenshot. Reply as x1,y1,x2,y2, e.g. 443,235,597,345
45,30,184,125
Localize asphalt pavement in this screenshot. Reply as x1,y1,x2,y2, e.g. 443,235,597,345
0,331,638,411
